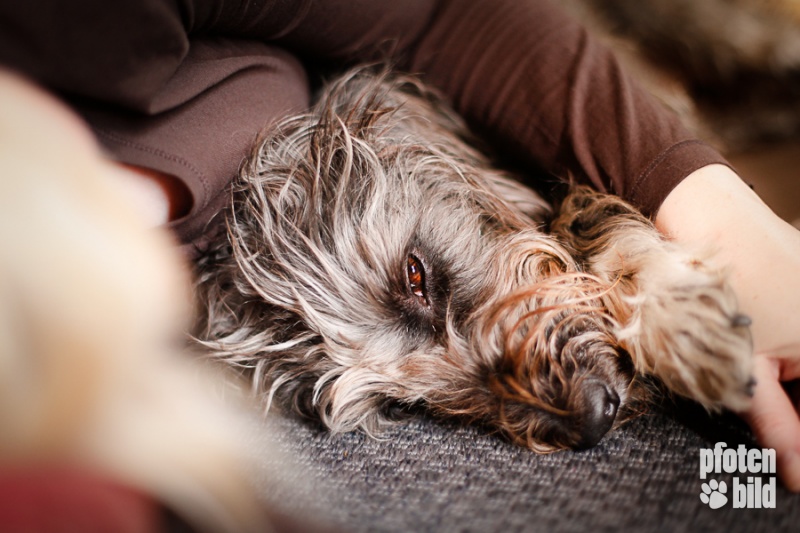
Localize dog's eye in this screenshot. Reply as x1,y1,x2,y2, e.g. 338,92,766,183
406,254,429,307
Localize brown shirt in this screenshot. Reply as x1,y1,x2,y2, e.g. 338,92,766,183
0,0,727,249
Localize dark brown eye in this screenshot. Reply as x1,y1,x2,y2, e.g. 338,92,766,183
406,254,428,306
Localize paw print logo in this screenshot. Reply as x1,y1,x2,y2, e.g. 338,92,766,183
700,479,728,509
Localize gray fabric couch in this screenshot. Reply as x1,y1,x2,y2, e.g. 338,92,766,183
256,399,800,532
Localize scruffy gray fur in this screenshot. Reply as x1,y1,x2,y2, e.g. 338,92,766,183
193,69,753,452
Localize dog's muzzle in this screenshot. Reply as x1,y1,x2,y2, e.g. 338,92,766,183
479,276,629,451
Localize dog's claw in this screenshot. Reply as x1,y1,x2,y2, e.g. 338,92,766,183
745,376,757,397
731,314,752,328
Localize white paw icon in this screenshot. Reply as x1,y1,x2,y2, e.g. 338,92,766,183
700,479,728,509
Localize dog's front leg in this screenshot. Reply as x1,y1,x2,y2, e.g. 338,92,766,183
551,187,754,412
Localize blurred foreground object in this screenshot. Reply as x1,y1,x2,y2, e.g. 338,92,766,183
0,69,274,532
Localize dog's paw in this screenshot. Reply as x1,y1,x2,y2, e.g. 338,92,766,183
617,255,754,412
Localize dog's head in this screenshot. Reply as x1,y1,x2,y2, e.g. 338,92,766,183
195,69,643,452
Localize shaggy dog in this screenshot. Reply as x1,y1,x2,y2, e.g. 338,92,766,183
3,1,792,527
194,69,754,452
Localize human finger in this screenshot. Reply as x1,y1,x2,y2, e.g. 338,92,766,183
740,356,800,492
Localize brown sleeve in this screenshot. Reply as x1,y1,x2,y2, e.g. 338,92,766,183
0,0,728,245
72,41,310,251
203,0,729,218
400,0,730,218
0,2,312,250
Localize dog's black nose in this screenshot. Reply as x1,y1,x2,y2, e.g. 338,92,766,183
576,379,619,449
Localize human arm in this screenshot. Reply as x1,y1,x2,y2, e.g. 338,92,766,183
656,163,800,491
